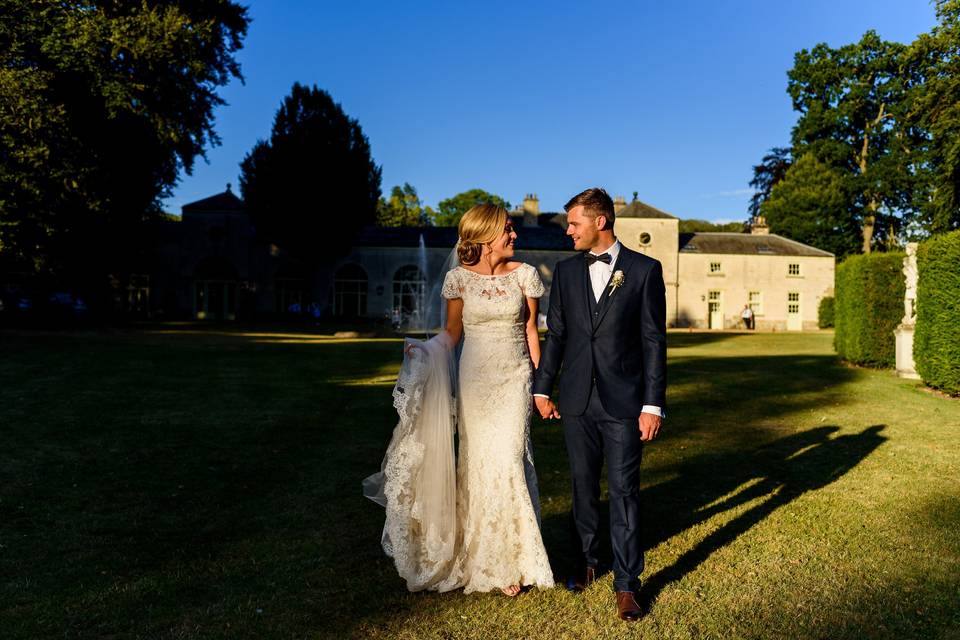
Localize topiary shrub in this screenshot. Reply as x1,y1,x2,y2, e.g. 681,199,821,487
834,252,905,367
818,296,835,329
915,231,960,395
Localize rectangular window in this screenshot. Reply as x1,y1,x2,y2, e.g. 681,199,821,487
749,291,762,315
709,262,722,273
788,291,800,314
788,263,800,276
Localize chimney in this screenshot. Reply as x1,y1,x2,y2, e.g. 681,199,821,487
613,195,627,214
751,215,770,235
522,193,539,227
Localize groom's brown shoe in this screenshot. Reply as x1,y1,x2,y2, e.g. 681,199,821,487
616,591,643,622
566,565,597,591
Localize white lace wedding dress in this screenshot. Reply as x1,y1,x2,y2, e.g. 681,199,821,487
364,263,554,594
435,263,554,593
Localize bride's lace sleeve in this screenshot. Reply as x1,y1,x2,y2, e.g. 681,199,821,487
441,269,462,299
520,264,545,298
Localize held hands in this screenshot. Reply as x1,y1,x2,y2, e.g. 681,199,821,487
534,396,561,420
639,412,662,441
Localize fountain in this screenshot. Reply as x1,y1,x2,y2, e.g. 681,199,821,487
405,234,432,334
405,232,457,336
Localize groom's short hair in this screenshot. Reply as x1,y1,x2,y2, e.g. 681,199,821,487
564,188,615,229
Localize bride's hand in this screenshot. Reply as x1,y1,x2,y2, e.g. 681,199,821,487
404,342,421,355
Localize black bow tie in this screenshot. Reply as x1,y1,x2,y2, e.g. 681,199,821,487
585,252,612,265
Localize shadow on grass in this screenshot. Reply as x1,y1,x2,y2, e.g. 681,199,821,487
540,425,886,599
349,349,872,634
637,424,886,609
665,331,746,349
538,347,861,590
662,351,855,444
0,330,893,638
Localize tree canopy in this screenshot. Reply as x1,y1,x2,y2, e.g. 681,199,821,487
749,3,960,255
376,183,434,227
760,154,860,257
748,147,792,220
0,0,249,281
904,0,960,234
239,83,381,265
434,189,511,227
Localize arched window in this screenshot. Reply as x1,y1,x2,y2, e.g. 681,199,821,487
393,265,425,320
334,263,368,317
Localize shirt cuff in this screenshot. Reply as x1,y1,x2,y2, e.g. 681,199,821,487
533,394,550,399
641,405,664,418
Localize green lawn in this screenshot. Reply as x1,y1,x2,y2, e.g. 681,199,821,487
1,327,958,639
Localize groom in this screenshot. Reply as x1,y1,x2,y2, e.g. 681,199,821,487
533,187,666,622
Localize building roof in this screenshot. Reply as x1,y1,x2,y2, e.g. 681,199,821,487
181,187,244,214
617,199,678,219
355,224,574,251
679,232,834,257
509,211,568,228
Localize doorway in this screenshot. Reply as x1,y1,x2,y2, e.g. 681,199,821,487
708,290,722,329
787,292,801,331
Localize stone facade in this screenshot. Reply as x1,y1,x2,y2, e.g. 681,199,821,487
153,189,836,330
335,202,835,331
674,251,834,330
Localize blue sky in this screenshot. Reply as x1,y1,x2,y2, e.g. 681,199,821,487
164,1,939,222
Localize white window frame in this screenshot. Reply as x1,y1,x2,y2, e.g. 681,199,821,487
334,264,368,317
392,265,426,318
787,291,800,314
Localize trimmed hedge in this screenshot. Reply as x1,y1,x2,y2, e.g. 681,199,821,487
915,231,960,395
818,296,835,329
834,252,905,367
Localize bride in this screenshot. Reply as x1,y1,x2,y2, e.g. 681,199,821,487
364,204,554,596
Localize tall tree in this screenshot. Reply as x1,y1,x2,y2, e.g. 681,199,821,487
760,153,860,257
376,183,434,227
787,31,915,252
904,0,960,234
748,147,792,219
0,0,249,281
239,83,381,264
434,189,510,227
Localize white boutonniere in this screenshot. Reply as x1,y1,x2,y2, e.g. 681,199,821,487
608,270,625,294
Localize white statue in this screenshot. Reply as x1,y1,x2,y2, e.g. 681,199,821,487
902,242,918,326
895,242,921,379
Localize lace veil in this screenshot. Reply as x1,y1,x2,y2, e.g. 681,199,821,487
362,245,461,591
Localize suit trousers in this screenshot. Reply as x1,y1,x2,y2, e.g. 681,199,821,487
563,382,644,592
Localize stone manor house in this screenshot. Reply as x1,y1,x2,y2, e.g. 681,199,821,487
150,188,834,331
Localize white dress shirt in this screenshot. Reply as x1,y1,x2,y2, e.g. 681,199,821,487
588,240,621,302
536,239,663,419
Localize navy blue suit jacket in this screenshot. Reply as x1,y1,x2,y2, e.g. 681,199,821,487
533,246,667,418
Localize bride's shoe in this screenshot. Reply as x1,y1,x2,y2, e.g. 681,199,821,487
499,584,521,597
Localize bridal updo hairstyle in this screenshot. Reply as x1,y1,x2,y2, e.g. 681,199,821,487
456,204,509,266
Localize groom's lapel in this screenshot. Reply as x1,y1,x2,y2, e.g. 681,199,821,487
593,249,637,332
579,254,596,328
